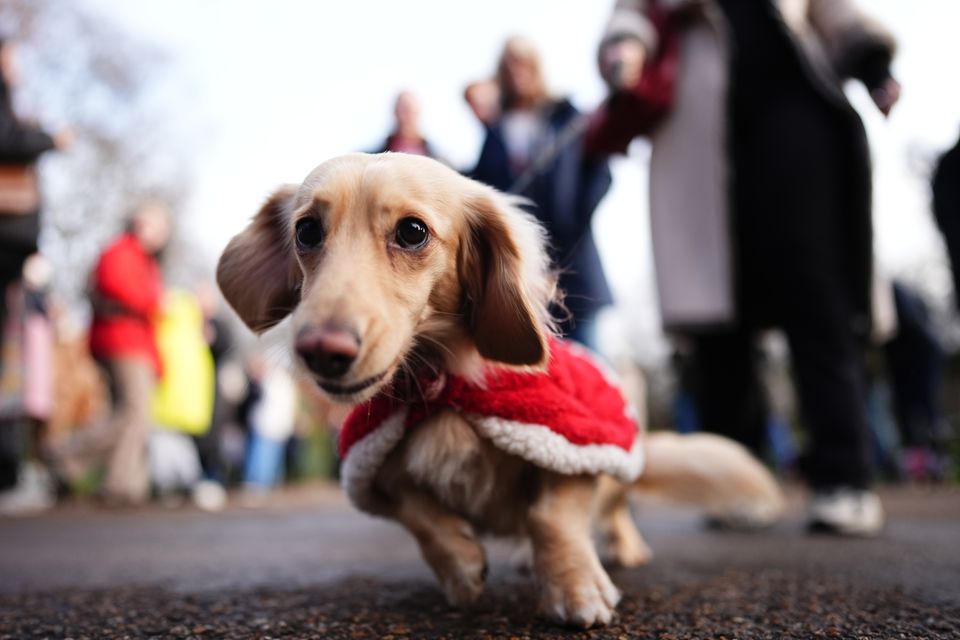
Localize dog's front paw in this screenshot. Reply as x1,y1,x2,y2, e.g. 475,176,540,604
438,538,488,607
539,568,621,628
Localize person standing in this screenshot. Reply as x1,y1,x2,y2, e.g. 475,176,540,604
0,37,68,503
467,36,613,350
932,132,960,312
373,91,438,158
598,0,899,535
88,201,170,505
240,353,297,503
149,288,219,507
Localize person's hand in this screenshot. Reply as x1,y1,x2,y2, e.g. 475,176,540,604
600,39,646,91
53,127,74,150
464,80,500,126
870,77,901,117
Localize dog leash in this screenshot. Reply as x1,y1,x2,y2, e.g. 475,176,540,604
507,112,592,196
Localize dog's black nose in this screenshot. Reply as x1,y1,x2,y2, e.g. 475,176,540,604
295,325,360,379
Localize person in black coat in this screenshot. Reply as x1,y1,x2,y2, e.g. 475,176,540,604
932,133,960,312
0,38,67,310
466,37,612,350
0,38,67,497
599,0,899,535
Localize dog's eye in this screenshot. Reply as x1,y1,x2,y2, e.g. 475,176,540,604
295,218,324,251
395,217,429,250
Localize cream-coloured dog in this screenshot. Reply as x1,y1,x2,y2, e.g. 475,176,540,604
217,153,783,628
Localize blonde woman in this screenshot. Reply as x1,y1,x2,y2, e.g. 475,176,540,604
467,37,613,350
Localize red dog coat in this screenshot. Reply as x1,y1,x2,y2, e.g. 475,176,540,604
339,339,644,510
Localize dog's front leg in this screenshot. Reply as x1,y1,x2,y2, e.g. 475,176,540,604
394,489,488,607
527,473,621,627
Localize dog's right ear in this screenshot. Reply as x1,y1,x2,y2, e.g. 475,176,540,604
458,191,554,368
217,185,301,333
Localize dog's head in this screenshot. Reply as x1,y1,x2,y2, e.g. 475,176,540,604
217,153,556,403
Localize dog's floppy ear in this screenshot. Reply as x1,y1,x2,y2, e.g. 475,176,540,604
459,191,554,368
217,185,301,333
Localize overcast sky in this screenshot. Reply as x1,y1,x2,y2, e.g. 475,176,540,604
92,0,960,360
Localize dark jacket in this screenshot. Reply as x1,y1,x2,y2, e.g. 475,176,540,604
0,80,54,164
0,83,56,277
470,99,613,320
0,116,54,163
932,136,960,311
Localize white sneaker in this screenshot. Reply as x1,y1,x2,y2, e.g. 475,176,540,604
192,479,227,512
0,462,56,517
809,487,884,536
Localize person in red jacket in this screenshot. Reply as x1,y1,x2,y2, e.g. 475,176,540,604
89,201,170,505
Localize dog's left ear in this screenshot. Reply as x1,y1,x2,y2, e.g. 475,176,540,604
459,192,553,368
217,185,301,333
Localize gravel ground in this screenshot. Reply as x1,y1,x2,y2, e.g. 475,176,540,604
2,571,958,639
1,484,958,639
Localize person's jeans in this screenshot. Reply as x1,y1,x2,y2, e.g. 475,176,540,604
244,432,286,488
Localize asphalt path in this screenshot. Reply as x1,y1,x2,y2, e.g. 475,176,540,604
1,483,958,638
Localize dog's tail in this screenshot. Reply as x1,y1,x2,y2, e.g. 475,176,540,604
633,431,785,528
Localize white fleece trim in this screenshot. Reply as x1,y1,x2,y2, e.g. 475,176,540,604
472,416,644,483
340,408,408,511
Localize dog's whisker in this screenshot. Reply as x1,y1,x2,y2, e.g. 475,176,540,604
404,350,443,392
413,332,456,360
406,345,442,372
399,359,430,405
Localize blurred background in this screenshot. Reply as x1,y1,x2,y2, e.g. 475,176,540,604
0,0,958,515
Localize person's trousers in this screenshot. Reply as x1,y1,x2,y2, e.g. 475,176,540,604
101,357,155,503
885,282,945,449
692,284,873,490
695,85,875,490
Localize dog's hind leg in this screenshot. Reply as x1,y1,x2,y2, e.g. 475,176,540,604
597,496,653,568
594,476,652,568
394,489,488,607
527,473,621,628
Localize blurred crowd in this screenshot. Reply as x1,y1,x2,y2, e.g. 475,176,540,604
1,187,345,514
0,35,347,512
0,0,958,535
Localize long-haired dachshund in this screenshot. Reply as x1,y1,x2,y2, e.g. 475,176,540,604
217,153,783,627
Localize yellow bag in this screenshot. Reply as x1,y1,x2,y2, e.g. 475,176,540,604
152,289,215,435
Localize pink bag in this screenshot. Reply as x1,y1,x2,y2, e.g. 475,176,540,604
22,311,54,421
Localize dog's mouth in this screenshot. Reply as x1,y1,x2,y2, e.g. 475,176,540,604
314,370,389,401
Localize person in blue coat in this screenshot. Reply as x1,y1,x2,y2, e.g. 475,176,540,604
466,37,612,350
